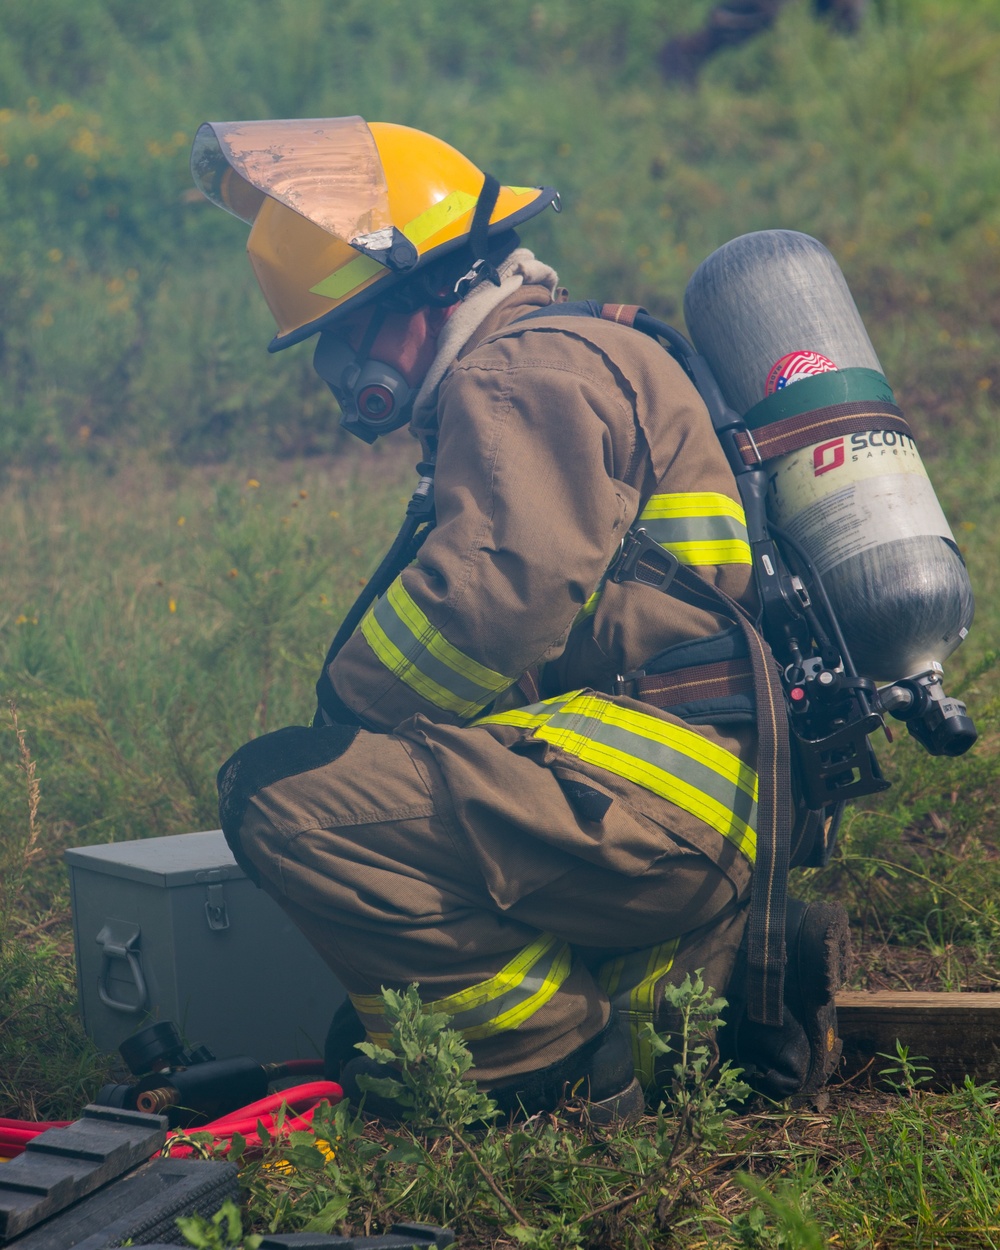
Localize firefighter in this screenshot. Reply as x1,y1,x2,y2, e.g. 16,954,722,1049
193,117,850,1120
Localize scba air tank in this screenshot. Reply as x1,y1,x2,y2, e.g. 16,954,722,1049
683,229,974,685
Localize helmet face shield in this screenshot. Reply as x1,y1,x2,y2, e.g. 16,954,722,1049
191,116,391,240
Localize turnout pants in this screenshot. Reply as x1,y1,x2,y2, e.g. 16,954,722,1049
233,715,752,1088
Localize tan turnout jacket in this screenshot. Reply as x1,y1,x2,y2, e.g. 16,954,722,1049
324,285,759,900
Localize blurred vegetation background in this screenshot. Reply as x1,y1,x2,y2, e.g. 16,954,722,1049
1,0,999,1122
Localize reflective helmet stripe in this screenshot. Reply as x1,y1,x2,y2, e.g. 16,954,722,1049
478,692,758,861
310,189,482,300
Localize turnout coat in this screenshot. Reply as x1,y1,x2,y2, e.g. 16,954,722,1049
228,282,765,1084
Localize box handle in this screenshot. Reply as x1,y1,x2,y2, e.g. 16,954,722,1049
199,871,231,931
96,920,148,1014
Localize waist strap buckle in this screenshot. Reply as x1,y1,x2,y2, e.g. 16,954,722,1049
613,668,647,697
610,527,680,591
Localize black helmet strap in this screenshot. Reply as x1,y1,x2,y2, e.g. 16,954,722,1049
454,173,504,299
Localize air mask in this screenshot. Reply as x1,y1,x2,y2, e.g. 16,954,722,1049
313,308,415,444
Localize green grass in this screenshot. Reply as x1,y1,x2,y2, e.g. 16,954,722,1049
2,0,1000,464
3,0,1000,1243
166,987,1000,1249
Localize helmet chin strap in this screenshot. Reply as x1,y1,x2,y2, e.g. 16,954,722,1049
312,305,415,444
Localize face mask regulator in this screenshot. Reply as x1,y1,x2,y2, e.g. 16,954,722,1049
313,306,415,444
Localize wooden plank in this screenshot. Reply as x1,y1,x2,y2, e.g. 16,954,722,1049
835,992,1000,1090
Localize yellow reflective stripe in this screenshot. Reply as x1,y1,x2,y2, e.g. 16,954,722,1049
432,932,560,1016
479,693,757,861
402,189,477,247
543,725,756,860
361,607,472,716
637,492,752,566
385,581,509,694
459,943,571,1040
361,580,511,718
484,692,757,799
310,253,384,300
311,190,481,301
639,492,746,523
349,934,572,1045
475,692,575,731
574,589,602,623
597,940,679,1086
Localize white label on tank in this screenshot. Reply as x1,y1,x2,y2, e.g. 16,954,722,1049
768,431,955,576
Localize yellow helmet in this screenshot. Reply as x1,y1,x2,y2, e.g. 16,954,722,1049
191,116,559,352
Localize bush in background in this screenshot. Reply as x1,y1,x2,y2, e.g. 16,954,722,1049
1,0,998,465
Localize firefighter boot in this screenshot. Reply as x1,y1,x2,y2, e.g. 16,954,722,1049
720,898,852,1100
340,1010,644,1125
323,997,367,1082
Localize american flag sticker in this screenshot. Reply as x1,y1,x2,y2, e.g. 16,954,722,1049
765,350,838,396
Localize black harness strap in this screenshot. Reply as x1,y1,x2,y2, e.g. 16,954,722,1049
612,532,792,1026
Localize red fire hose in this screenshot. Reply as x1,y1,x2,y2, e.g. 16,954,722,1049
0,1080,343,1161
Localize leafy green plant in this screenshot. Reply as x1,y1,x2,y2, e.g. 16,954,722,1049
877,1040,936,1097
354,984,500,1134
643,971,751,1153
177,1199,260,1250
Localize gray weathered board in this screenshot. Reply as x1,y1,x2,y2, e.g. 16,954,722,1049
836,992,1000,1089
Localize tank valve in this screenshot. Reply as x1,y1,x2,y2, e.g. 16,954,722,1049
880,670,977,757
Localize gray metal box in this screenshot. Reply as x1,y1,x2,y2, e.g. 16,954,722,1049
66,830,346,1064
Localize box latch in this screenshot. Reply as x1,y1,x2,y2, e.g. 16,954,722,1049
198,869,230,932
95,919,148,1014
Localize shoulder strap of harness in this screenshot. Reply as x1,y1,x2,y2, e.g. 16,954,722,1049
607,528,793,1027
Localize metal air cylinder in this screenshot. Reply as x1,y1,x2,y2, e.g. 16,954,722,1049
683,229,973,682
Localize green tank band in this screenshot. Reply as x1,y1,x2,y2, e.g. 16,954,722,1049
742,367,895,431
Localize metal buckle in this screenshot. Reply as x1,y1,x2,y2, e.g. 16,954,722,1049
741,425,764,466
454,258,501,299
610,528,680,591
613,669,647,697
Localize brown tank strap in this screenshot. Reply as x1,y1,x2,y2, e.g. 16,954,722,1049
514,666,542,705
600,303,644,327
632,657,754,709
668,564,792,1027
734,401,911,466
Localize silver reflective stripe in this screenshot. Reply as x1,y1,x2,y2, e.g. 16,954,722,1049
477,693,757,861
362,578,512,718
638,513,748,547
551,703,756,834
350,933,572,1044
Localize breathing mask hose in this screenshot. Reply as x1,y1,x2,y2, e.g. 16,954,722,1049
313,464,436,725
